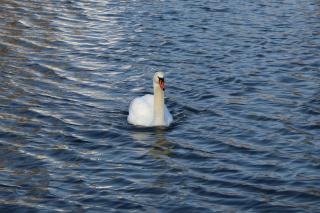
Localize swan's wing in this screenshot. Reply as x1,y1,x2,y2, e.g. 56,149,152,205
128,95,154,126
164,105,173,126
141,94,154,105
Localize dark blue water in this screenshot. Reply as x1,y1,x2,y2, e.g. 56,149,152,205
1,0,320,212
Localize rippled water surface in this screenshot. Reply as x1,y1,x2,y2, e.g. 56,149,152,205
1,0,320,212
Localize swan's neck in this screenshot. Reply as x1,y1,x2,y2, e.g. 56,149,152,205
152,83,166,126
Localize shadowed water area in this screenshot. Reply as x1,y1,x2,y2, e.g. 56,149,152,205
1,0,320,212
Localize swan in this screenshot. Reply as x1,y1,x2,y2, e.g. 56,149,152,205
127,72,173,127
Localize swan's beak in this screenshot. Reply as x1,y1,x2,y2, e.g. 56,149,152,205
159,78,166,91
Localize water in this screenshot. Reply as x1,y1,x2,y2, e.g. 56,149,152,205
1,0,320,212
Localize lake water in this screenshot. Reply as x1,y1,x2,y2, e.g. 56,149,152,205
1,0,320,212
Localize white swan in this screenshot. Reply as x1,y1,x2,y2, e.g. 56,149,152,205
127,72,173,127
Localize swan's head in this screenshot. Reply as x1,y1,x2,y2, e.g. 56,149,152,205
153,72,166,91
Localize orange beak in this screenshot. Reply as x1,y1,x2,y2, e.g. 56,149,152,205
159,78,165,91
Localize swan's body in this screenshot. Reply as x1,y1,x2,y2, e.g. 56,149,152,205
127,72,173,127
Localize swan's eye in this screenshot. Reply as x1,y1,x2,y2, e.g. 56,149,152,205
158,77,164,82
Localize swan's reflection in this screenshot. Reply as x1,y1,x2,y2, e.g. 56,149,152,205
147,127,175,161
130,127,174,161
130,128,176,189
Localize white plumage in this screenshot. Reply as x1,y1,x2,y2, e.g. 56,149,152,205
127,72,173,127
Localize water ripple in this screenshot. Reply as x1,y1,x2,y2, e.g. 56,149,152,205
1,0,320,212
